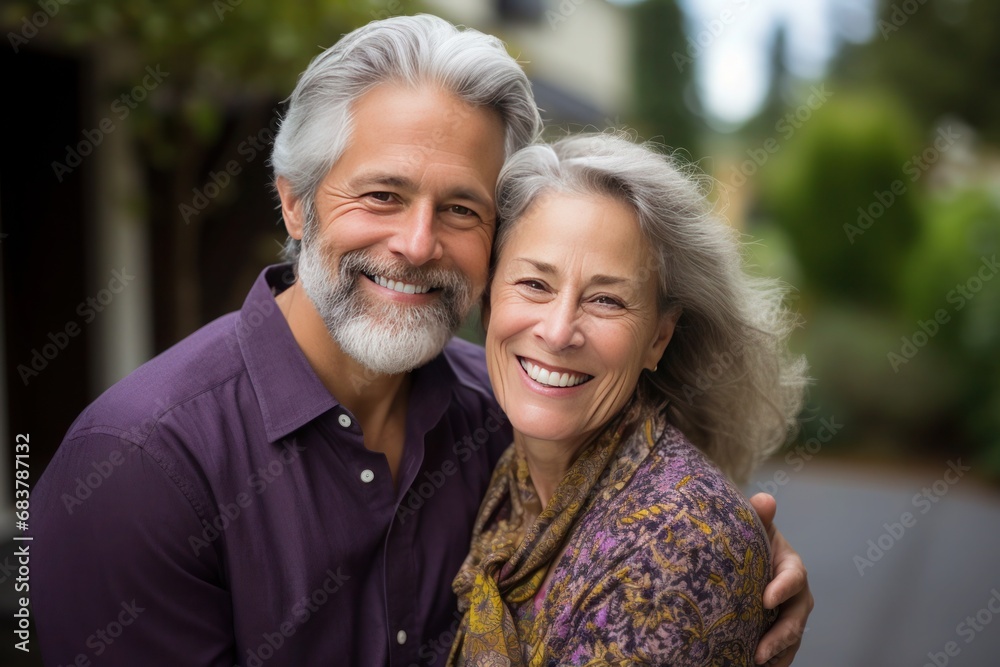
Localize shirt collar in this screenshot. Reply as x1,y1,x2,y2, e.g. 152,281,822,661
239,263,465,444
239,264,338,442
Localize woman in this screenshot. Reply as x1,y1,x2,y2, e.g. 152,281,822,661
448,133,808,666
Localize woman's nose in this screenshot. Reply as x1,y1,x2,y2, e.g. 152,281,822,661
534,296,584,351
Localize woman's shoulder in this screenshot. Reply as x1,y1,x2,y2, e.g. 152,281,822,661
604,421,768,552
538,422,774,664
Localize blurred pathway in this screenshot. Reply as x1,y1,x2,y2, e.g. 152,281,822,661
748,457,1000,667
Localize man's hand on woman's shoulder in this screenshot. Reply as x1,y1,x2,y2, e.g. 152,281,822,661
749,492,814,667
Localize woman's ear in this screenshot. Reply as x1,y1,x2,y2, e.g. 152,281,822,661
645,306,682,371
275,176,306,240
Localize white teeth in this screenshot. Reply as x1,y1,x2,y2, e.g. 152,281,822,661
372,275,430,294
518,358,590,388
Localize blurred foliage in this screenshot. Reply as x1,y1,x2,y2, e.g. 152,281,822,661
729,0,1000,477
757,92,925,309
2,0,372,160
835,0,1000,144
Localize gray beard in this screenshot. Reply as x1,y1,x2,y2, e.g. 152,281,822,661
295,225,474,376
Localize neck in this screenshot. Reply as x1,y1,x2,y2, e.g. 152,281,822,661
515,432,589,508
276,282,411,478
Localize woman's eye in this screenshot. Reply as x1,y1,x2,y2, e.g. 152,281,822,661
519,280,546,291
594,295,625,308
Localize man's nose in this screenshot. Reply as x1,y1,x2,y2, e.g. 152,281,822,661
386,202,444,266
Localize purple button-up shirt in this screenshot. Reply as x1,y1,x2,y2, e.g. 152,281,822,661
31,264,511,667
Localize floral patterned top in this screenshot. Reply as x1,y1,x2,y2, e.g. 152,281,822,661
450,416,775,667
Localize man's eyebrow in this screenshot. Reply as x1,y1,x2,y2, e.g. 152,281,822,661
347,172,493,212
512,258,632,286
348,172,415,190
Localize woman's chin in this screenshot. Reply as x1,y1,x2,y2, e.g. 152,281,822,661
508,414,586,446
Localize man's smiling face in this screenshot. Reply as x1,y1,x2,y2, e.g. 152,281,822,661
279,83,506,374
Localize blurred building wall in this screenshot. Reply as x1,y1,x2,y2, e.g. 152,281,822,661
425,0,633,123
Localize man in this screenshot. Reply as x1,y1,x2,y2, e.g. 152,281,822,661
32,14,811,667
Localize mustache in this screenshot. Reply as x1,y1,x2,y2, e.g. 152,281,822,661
338,251,471,296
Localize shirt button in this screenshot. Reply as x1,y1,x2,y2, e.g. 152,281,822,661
360,469,375,483
338,414,352,428
397,630,407,645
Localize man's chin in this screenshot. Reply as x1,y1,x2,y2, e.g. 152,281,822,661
332,320,455,376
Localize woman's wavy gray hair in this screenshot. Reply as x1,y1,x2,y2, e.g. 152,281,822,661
271,13,542,261
493,133,808,484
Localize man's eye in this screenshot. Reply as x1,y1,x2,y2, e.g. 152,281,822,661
367,192,393,202
449,205,476,217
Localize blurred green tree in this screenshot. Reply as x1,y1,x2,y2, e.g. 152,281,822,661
630,0,703,155
757,92,924,309
834,0,1000,143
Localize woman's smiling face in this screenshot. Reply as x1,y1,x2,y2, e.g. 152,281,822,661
485,191,677,450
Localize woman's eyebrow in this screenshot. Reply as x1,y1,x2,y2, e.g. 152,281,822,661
511,258,633,286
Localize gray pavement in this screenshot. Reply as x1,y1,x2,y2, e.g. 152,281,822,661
748,457,1000,667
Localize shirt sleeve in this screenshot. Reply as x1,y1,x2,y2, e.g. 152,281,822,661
31,429,236,666
554,501,774,666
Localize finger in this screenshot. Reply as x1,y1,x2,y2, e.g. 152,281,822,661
749,492,777,533
756,625,802,666
763,556,806,609
755,592,811,664
764,645,799,667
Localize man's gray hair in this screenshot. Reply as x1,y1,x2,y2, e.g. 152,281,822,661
493,133,808,484
271,14,542,261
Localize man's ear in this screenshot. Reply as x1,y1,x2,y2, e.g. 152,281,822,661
645,306,682,371
275,176,306,240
